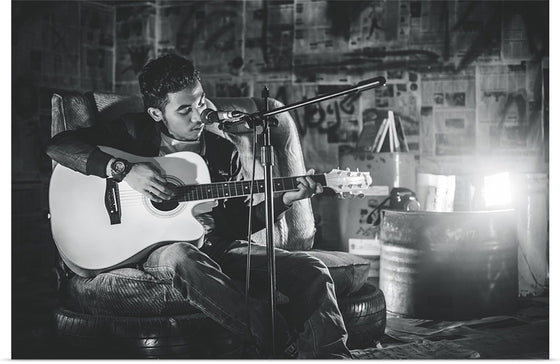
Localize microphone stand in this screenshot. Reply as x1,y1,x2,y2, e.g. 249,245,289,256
221,76,386,357
261,86,278,357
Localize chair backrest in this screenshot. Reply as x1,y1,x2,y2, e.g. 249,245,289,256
51,92,316,251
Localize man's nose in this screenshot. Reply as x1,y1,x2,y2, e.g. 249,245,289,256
191,109,202,123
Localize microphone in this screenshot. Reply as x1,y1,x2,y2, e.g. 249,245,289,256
201,109,244,124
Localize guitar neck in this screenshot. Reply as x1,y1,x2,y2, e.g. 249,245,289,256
173,175,327,202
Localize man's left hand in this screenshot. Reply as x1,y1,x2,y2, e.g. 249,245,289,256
282,169,323,206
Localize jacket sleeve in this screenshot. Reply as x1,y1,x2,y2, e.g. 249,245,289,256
211,150,291,240
45,117,137,178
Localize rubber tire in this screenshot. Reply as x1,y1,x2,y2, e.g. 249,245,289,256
339,282,387,349
53,282,386,358
53,308,244,359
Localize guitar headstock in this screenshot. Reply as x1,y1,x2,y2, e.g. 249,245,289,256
324,168,372,199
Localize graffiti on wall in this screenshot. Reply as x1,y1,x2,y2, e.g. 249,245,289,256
109,0,544,166
57,0,545,175
158,2,243,74
115,4,155,88
81,2,115,91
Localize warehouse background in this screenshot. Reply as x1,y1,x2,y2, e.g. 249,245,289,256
11,0,549,357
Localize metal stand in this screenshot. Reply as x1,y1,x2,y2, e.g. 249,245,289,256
221,76,386,357
260,86,278,357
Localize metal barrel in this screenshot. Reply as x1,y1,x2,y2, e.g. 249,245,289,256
379,209,518,320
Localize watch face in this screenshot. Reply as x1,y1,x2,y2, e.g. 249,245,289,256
112,160,126,174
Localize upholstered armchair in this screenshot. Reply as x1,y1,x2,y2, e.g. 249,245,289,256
49,91,386,358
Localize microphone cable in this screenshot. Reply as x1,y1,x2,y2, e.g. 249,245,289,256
244,123,259,306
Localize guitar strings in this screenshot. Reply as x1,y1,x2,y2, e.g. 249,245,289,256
117,178,314,206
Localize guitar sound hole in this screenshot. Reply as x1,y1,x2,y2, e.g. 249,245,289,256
151,199,179,212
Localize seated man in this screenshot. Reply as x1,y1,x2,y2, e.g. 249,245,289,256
46,54,352,359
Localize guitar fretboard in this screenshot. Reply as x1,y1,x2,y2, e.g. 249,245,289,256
173,175,327,202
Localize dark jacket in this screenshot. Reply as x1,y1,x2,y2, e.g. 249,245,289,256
45,112,289,241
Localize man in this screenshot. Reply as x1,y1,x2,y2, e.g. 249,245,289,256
46,54,352,359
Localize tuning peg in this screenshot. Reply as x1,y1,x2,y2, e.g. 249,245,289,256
337,192,345,199
347,171,352,176
343,192,351,199
357,193,365,199
356,168,360,172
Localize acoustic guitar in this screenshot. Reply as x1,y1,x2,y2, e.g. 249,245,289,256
49,146,373,277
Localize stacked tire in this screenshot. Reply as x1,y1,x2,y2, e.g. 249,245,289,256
53,282,386,358
339,282,386,349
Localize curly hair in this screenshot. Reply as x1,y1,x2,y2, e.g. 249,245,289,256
138,54,200,111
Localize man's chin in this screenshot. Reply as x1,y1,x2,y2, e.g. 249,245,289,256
189,126,204,140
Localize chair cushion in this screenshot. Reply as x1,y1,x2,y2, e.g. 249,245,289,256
64,251,370,316
64,268,200,317
64,267,290,317
305,250,371,297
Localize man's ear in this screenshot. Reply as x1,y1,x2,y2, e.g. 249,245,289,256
147,107,163,122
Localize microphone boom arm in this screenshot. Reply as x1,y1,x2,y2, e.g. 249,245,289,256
223,76,386,129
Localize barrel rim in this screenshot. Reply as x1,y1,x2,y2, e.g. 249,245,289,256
382,209,515,217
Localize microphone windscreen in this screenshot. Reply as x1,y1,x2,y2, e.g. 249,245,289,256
201,109,218,124
356,77,386,88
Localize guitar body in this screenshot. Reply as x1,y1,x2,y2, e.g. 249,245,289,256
49,146,374,277
49,147,214,277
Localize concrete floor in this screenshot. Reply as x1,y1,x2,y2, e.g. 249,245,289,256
352,295,549,359
13,283,548,359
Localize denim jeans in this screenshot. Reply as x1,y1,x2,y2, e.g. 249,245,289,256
143,237,351,359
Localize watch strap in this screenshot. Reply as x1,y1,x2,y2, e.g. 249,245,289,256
110,158,132,182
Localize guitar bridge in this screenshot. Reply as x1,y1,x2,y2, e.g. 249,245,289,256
105,179,122,225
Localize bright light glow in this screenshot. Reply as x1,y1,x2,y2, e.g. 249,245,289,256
484,172,512,207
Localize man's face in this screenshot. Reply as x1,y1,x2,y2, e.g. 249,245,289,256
158,80,208,141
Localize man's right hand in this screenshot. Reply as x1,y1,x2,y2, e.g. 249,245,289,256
123,162,175,203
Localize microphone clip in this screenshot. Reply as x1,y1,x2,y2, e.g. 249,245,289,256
220,114,278,130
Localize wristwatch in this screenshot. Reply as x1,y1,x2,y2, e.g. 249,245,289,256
109,158,132,182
